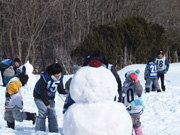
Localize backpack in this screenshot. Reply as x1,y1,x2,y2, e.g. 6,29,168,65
0,59,13,69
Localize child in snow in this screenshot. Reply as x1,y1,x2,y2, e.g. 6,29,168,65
4,66,36,129
155,50,169,91
13,58,29,86
144,58,161,93
121,69,144,135
33,63,67,133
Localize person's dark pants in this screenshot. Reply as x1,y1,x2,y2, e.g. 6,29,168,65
158,73,165,91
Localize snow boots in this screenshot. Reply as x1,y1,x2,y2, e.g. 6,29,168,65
146,88,150,93
146,88,161,93
134,126,143,135
7,121,15,129
151,85,156,91
157,89,161,92
26,112,36,125
162,85,166,91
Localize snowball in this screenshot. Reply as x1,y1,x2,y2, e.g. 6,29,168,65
70,66,118,103
63,101,132,135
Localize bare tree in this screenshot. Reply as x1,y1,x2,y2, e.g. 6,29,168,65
0,0,180,72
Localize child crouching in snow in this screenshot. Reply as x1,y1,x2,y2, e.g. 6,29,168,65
121,69,144,135
3,66,36,129
33,63,67,133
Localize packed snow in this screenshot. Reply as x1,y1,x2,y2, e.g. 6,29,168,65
63,67,132,135
70,66,118,103
0,62,179,135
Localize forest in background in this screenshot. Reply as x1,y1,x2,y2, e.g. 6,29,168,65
0,0,180,74
72,17,169,68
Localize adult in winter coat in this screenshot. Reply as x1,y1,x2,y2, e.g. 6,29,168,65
4,66,36,129
121,70,144,135
13,58,29,86
33,63,67,133
144,58,161,93
0,58,13,86
155,50,169,91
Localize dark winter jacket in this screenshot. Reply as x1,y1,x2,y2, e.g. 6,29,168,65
65,77,72,91
107,64,122,100
14,65,29,86
33,75,66,106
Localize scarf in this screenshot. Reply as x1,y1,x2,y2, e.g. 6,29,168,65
4,76,15,86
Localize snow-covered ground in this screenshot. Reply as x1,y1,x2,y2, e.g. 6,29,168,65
118,63,180,135
0,63,180,135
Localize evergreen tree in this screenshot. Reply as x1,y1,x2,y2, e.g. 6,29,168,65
72,16,168,68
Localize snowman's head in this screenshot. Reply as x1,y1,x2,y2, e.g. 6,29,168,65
70,66,117,103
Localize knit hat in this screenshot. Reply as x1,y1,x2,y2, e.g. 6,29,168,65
125,69,140,78
46,63,62,75
73,65,81,74
148,58,154,63
125,69,140,83
158,49,163,55
3,66,15,77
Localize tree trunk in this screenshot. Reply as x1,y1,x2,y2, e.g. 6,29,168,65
25,36,34,63
174,50,178,62
31,43,36,67
15,29,22,61
9,25,15,59
124,45,127,66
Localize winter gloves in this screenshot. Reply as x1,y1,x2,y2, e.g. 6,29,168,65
164,70,167,74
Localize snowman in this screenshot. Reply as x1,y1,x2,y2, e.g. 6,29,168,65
23,61,37,87
63,66,132,135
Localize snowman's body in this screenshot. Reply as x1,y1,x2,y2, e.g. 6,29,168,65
63,66,132,135
24,61,37,87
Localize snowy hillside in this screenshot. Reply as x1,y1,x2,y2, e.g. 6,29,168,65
0,63,180,135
